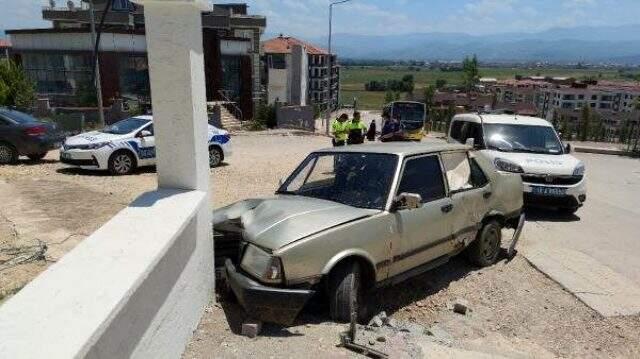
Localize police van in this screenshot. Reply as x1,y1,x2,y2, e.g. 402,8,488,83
448,113,586,214
60,116,231,175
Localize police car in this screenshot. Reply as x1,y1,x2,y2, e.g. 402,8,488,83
60,116,231,175
448,114,587,214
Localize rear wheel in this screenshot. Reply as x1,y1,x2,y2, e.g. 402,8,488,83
328,261,365,323
27,152,47,161
209,146,223,168
0,143,18,165
108,151,136,175
466,220,502,267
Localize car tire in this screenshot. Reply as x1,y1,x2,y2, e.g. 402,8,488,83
466,220,502,267
329,261,364,323
108,151,136,175
209,146,223,168
0,143,18,165
27,152,47,161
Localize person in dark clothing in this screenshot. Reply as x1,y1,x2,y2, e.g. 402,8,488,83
366,120,376,142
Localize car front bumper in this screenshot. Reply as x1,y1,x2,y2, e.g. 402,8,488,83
225,259,315,326
523,177,587,209
59,149,105,169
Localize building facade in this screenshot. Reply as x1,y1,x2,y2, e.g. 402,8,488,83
7,1,265,120
262,36,340,112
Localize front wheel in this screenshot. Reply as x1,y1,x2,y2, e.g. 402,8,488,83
466,220,502,267
328,261,365,323
108,151,136,175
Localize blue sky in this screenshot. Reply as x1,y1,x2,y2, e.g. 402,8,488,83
2,0,640,38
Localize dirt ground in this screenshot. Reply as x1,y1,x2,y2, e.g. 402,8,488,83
1,131,639,358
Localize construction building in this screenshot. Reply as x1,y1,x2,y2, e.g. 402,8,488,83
262,35,340,112
6,1,265,121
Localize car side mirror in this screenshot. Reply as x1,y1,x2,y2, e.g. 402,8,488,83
138,130,152,138
393,193,422,211
565,143,572,154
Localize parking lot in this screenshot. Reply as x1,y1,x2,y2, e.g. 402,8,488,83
1,132,640,357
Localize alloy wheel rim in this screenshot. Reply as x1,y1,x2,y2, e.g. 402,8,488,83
209,149,221,167
0,146,12,163
114,155,132,174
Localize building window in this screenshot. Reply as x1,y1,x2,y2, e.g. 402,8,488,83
591,95,597,100
119,55,150,101
590,102,596,108
268,54,286,69
21,52,92,96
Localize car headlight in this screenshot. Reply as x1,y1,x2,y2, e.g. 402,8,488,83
494,158,524,173
84,142,109,150
573,162,585,176
240,245,283,284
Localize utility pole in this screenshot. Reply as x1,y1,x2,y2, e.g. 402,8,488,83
89,0,105,127
325,0,352,135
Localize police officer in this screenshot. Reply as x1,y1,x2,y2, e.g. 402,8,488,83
347,112,367,145
331,113,349,146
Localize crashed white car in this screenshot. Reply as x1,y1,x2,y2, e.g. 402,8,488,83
60,116,231,175
448,114,586,214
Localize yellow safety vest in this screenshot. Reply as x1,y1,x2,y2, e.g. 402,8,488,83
331,120,349,141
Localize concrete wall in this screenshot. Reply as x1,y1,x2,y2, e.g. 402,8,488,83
268,68,288,104
290,44,308,106
9,32,147,52
277,105,315,131
0,190,210,358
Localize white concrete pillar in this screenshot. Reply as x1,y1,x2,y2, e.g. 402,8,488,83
136,0,210,191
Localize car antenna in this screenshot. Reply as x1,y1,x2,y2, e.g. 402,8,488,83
477,111,486,147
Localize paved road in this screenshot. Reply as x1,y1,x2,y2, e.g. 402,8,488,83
521,153,640,316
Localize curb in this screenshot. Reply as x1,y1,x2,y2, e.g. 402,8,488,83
574,146,632,156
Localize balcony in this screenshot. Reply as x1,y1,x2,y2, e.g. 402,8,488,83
42,7,138,25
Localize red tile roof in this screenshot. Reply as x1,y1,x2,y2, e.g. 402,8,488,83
0,39,11,48
263,36,329,55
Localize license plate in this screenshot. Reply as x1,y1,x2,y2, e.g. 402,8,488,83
531,186,566,196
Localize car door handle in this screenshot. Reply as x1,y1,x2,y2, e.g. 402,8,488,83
441,204,453,213
483,191,492,199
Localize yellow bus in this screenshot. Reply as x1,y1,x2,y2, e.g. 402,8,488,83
380,101,426,142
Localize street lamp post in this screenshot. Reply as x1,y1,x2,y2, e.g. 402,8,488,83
325,0,352,134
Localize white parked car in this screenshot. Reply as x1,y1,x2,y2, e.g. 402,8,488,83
60,116,231,175
448,114,586,214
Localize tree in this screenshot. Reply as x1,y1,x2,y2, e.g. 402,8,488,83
462,55,480,91
384,91,394,104
560,115,569,140
0,59,36,111
435,79,447,89
423,85,435,115
579,105,591,141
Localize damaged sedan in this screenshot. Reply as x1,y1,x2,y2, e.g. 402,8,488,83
213,143,525,325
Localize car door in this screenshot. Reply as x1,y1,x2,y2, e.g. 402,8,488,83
441,151,492,250
389,154,455,277
135,123,156,166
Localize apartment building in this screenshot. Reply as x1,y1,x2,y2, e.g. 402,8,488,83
263,36,340,111
6,1,265,120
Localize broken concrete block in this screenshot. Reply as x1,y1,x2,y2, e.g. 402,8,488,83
368,315,384,328
452,298,470,315
241,319,262,338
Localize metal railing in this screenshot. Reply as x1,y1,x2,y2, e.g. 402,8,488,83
217,90,244,122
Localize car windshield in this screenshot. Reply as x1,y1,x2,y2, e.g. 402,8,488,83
393,103,425,131
277,152,398,210
0,110,39,124
483,123,563,155
102,117,150,135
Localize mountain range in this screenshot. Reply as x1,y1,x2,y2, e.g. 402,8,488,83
295,24,640,64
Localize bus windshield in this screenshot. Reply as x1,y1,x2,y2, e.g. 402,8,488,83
393,102,425,131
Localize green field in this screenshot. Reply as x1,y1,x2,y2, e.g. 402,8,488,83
340,66,624,110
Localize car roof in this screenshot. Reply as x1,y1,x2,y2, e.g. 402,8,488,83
317,141,469,156
453,113,553,127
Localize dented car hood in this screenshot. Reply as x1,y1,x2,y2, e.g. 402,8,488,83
212,196,379,250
